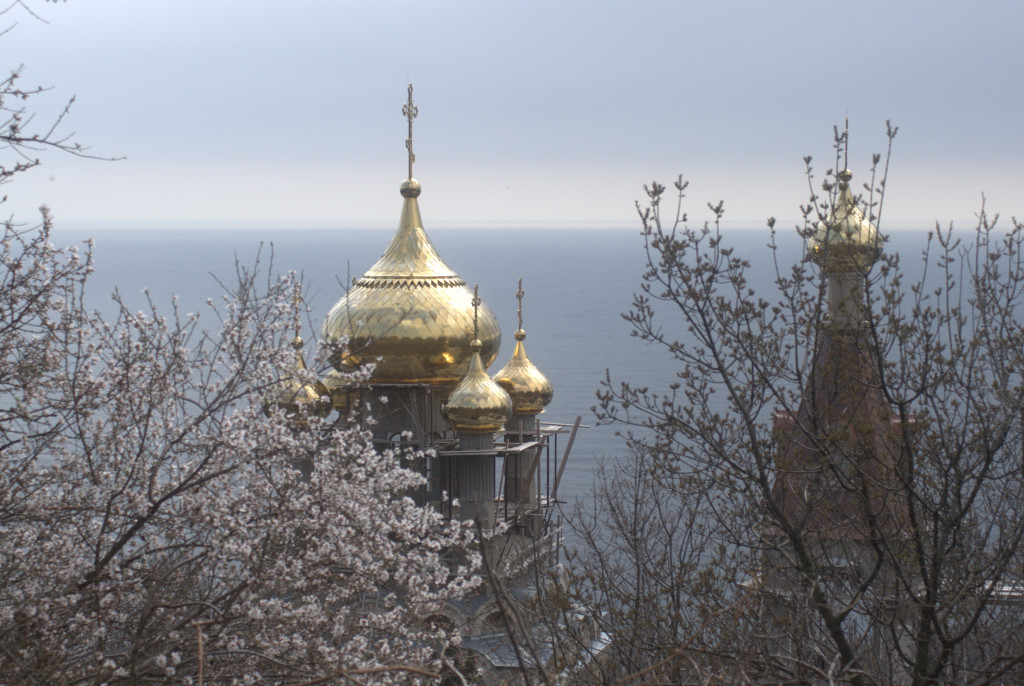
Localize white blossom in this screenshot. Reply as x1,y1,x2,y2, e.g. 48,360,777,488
0,219,479,684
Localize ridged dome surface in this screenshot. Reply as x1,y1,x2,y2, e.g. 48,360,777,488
493,329,553,415
262,336,332,422
321,180,501,384
443,342,513,433
808,170,882,273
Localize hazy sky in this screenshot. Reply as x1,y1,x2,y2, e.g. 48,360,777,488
4,0,1022,229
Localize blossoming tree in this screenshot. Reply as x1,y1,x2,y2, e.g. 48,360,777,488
0,216,480,684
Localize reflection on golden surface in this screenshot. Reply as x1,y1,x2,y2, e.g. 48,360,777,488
321,180,500,384
262,336,332,422
808,169,882,273
443,340,512,434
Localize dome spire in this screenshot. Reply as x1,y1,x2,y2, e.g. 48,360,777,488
807,121,881,276
472,283,481,343
843,115,849,173
403,83,418,181
806,121,884,327
291,280,302,340
515,278,524,331
494,278,553,415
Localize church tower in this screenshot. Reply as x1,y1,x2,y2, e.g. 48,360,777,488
493,278,554,539
441,284,514,530
764,138,907,677
771,160,898,541
318,85,567,590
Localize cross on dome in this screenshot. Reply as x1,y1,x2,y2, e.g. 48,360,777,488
515,277,524,331
843,115,849,172
291,281,302,341
403,83,418,180
492,277,553,415
471,283,481,347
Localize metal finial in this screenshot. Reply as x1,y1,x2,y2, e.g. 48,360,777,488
290,281,304,351
515,277,524,331
843,115,849,172
291,281,302,339
471,283,481,340
403,83,418,180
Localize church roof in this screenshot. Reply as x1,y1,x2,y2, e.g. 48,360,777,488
320,86,501,385
493,279,553,415
442,285,513,433
807,168,882,274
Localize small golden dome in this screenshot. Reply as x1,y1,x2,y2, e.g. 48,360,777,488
494,328,553,415
443,339,513,434
320,180,501,384
321,368,351,412
262,336,332,422
493,280,552,414
808,169,882,273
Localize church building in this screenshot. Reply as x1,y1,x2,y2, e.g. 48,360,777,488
266,84,575,678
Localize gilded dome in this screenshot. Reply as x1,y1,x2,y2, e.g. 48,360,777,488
443,340,513,434
262,336,332,422
321,180,501,385
808,169,882,273
494,329,553,415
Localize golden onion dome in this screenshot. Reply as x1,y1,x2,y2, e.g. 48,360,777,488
320,179,501,384
443,339,513,434
494,328,553,415
262,336,332,422
808,169,882,273
493,280,553,415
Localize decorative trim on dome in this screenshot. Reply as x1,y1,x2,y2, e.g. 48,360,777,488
355,276,467,289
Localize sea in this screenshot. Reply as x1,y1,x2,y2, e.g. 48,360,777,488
48,223,937,510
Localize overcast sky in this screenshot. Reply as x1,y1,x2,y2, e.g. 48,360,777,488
3,0,1021,229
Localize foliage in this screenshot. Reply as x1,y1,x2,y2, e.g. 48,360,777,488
566,128,1024,685
0,8,479,683
0,1,100,196
0,217,480,684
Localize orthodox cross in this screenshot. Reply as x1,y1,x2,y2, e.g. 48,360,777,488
291,281,302,339
472,283,481,340
403,83,418,179
515,277,524,330
843,115,849,171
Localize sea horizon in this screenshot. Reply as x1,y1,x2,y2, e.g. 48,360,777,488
40,223,974,513
44,217,964,235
